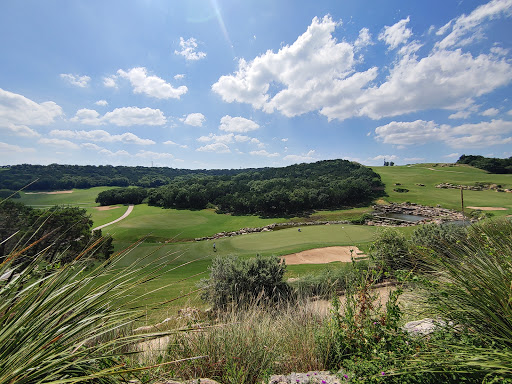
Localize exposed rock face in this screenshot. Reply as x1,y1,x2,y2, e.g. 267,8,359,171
436,182,511,192
403,318,453,336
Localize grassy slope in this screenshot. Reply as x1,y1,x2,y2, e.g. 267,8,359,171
374,163,512,216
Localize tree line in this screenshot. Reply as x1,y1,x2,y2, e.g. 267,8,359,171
146,159,384,216
457,154,512,174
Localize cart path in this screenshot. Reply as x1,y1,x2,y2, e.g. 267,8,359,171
92,204,134,231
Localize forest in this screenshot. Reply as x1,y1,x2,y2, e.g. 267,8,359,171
457,154,512,173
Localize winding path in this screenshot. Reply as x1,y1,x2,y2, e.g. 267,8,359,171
92,204,134,231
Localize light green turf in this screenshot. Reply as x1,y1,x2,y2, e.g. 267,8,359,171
374,163,512,216
102,204,289,242
18,186,112,207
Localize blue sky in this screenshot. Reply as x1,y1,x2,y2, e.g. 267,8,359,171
1,0,511,168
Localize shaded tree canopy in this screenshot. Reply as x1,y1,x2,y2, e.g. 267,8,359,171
457,154,512,174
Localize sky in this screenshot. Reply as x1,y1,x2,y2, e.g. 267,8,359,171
0,0,511,169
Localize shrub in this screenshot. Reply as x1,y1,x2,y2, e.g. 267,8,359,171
411,223,467,253
198,254,291,310
369,228,411,275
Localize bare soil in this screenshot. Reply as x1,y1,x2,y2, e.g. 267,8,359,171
467,206,507,211
282,246,366,265
25,190,74,194
94,205,121,211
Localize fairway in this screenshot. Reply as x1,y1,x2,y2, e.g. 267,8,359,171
374,164,512,216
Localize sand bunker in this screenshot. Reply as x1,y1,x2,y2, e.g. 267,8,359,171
94,205,120,211
467,206,507,211
25,190,74,195
282,246,366,265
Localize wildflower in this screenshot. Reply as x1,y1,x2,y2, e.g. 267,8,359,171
344,374,348,379
381,371,386,376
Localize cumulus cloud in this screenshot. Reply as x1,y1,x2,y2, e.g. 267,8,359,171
212,9,512,123
249,150,279,157
219,115,260,132
196,142,230,153
481,107,500,116
181,113,205,127
95,100,108,106
197,132,264,149
355,28,373,49
3,123,40,138
0,88,63,129
60,73,91,87
50,129,155,145
449,110,472,119
372,154,399,162
436,0,512,49
175,37,207,61
283,150,316,163
164,140,188,148
38,138,80,149
375,119,512,148
103,76,117,88
443,152,460,158
71,107,166,126
174,74,185,80
117,67,188,99
378,17,412,49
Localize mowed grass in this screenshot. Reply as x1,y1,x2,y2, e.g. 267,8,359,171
112,223,379,322
374,163,512,216
102,204,289,242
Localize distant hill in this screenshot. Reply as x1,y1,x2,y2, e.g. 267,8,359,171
457,155,512,174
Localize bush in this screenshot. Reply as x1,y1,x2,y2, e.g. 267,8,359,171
411,223,467,253
199,255,291,310
369,228,411,275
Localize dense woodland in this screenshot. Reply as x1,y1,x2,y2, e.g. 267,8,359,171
457,154,512,174
0,163,248,191
146,159,384,216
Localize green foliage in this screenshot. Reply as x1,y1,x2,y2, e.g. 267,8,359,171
410,219,512,379
0,233,180,384
411,222,467,254
0,189,20,199
457,154,512,174
369,228,411,274
199,254,291,310
96,187,148,206
148,159,384,216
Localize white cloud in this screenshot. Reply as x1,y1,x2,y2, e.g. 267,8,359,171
283,150,316,163
197,133,235,144
3,123,40,138
175,37,207,61
0,88,63,128
0,141,35,153
481,107,500,116
135,150,174,159
103,76,117,88
70,109,103,125
437,0,512,49
375,120,447,145
508,109,512,115
196,142,230,153
104,107,166,126
174,74,185,80
38,138,80,149
378,17,412,50
281,138,289,142
375,119,512,148
249,150,279,157
181,112,205,127
219,115,260,133
163,140,188,148
355,28,373,49
81,143,103,151
443,152,460,158
60,73,90,88
404,157,425,162
70,107,165,126
117,67,188,99
213,14,512,123
449,110,472,119
50,129,155,145
95,100,108,106
372,154,399,162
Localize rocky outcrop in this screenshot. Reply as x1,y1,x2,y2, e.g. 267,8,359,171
368,202,466,227
436,182,511,192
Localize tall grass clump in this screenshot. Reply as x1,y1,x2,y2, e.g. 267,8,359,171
410,218,512,380
0,234,196,384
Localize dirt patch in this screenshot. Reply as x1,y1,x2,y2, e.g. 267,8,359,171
25,190,74,195
282,246,366,265
467,206,507,211
94,205,121,211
